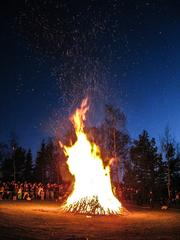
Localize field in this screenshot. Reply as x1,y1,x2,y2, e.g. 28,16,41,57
0,201,180,240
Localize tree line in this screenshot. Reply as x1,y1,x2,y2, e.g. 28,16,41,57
0,105,180,202
0,138,62,184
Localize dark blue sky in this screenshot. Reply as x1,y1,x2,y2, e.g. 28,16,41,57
0,1,180,156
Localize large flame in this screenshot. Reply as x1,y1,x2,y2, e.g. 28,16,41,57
60,98,122,215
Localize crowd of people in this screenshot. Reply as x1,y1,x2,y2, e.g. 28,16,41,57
0,181,68,201
121,186,180,208
0,181,180,209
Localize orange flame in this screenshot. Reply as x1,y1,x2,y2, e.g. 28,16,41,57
60,98,122,215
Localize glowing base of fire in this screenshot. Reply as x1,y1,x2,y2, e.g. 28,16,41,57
61,196,123,215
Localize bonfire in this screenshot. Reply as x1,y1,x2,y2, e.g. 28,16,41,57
60,98,123,215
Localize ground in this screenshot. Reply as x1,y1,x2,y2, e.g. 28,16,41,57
0,201,180,240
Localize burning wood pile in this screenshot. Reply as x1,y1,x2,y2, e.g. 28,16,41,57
60,98,123,215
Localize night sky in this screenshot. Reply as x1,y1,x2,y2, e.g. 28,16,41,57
1,1,180,156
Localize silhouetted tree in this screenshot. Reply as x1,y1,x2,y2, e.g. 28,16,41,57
103,104,130,183
123,160,135,189
34,140,46,182
161,128,180,199
0,143,9,179
1,157,14,181
128,130,163,202
45,138,58,183
14,146,26,181
2,145,26,181
24,149,33,181
86,104,130,186
9,134,18,181
34,139,61,183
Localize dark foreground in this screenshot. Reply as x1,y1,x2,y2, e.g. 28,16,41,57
0,201,180,240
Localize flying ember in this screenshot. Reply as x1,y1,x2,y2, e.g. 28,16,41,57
60,98,123,215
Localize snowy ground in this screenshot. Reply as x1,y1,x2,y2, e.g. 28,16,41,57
0,201,180,240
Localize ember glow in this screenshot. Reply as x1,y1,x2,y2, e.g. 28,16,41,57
60,98,123,215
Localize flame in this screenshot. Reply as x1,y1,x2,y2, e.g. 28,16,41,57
60,98,122,215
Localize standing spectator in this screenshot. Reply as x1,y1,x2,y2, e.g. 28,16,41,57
54,184,59,201
23,188,29,200
12,183,17,200
23,183,29,200
18,185,23,200
149,191,154,208
4,182,9,199
49,184,54,200
0,184,4,200
38,184,43,199
59,184,64,200
29,183,34,200
46,183,50,200
175,192,180,206
35,184,39,199
40,187,45,200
